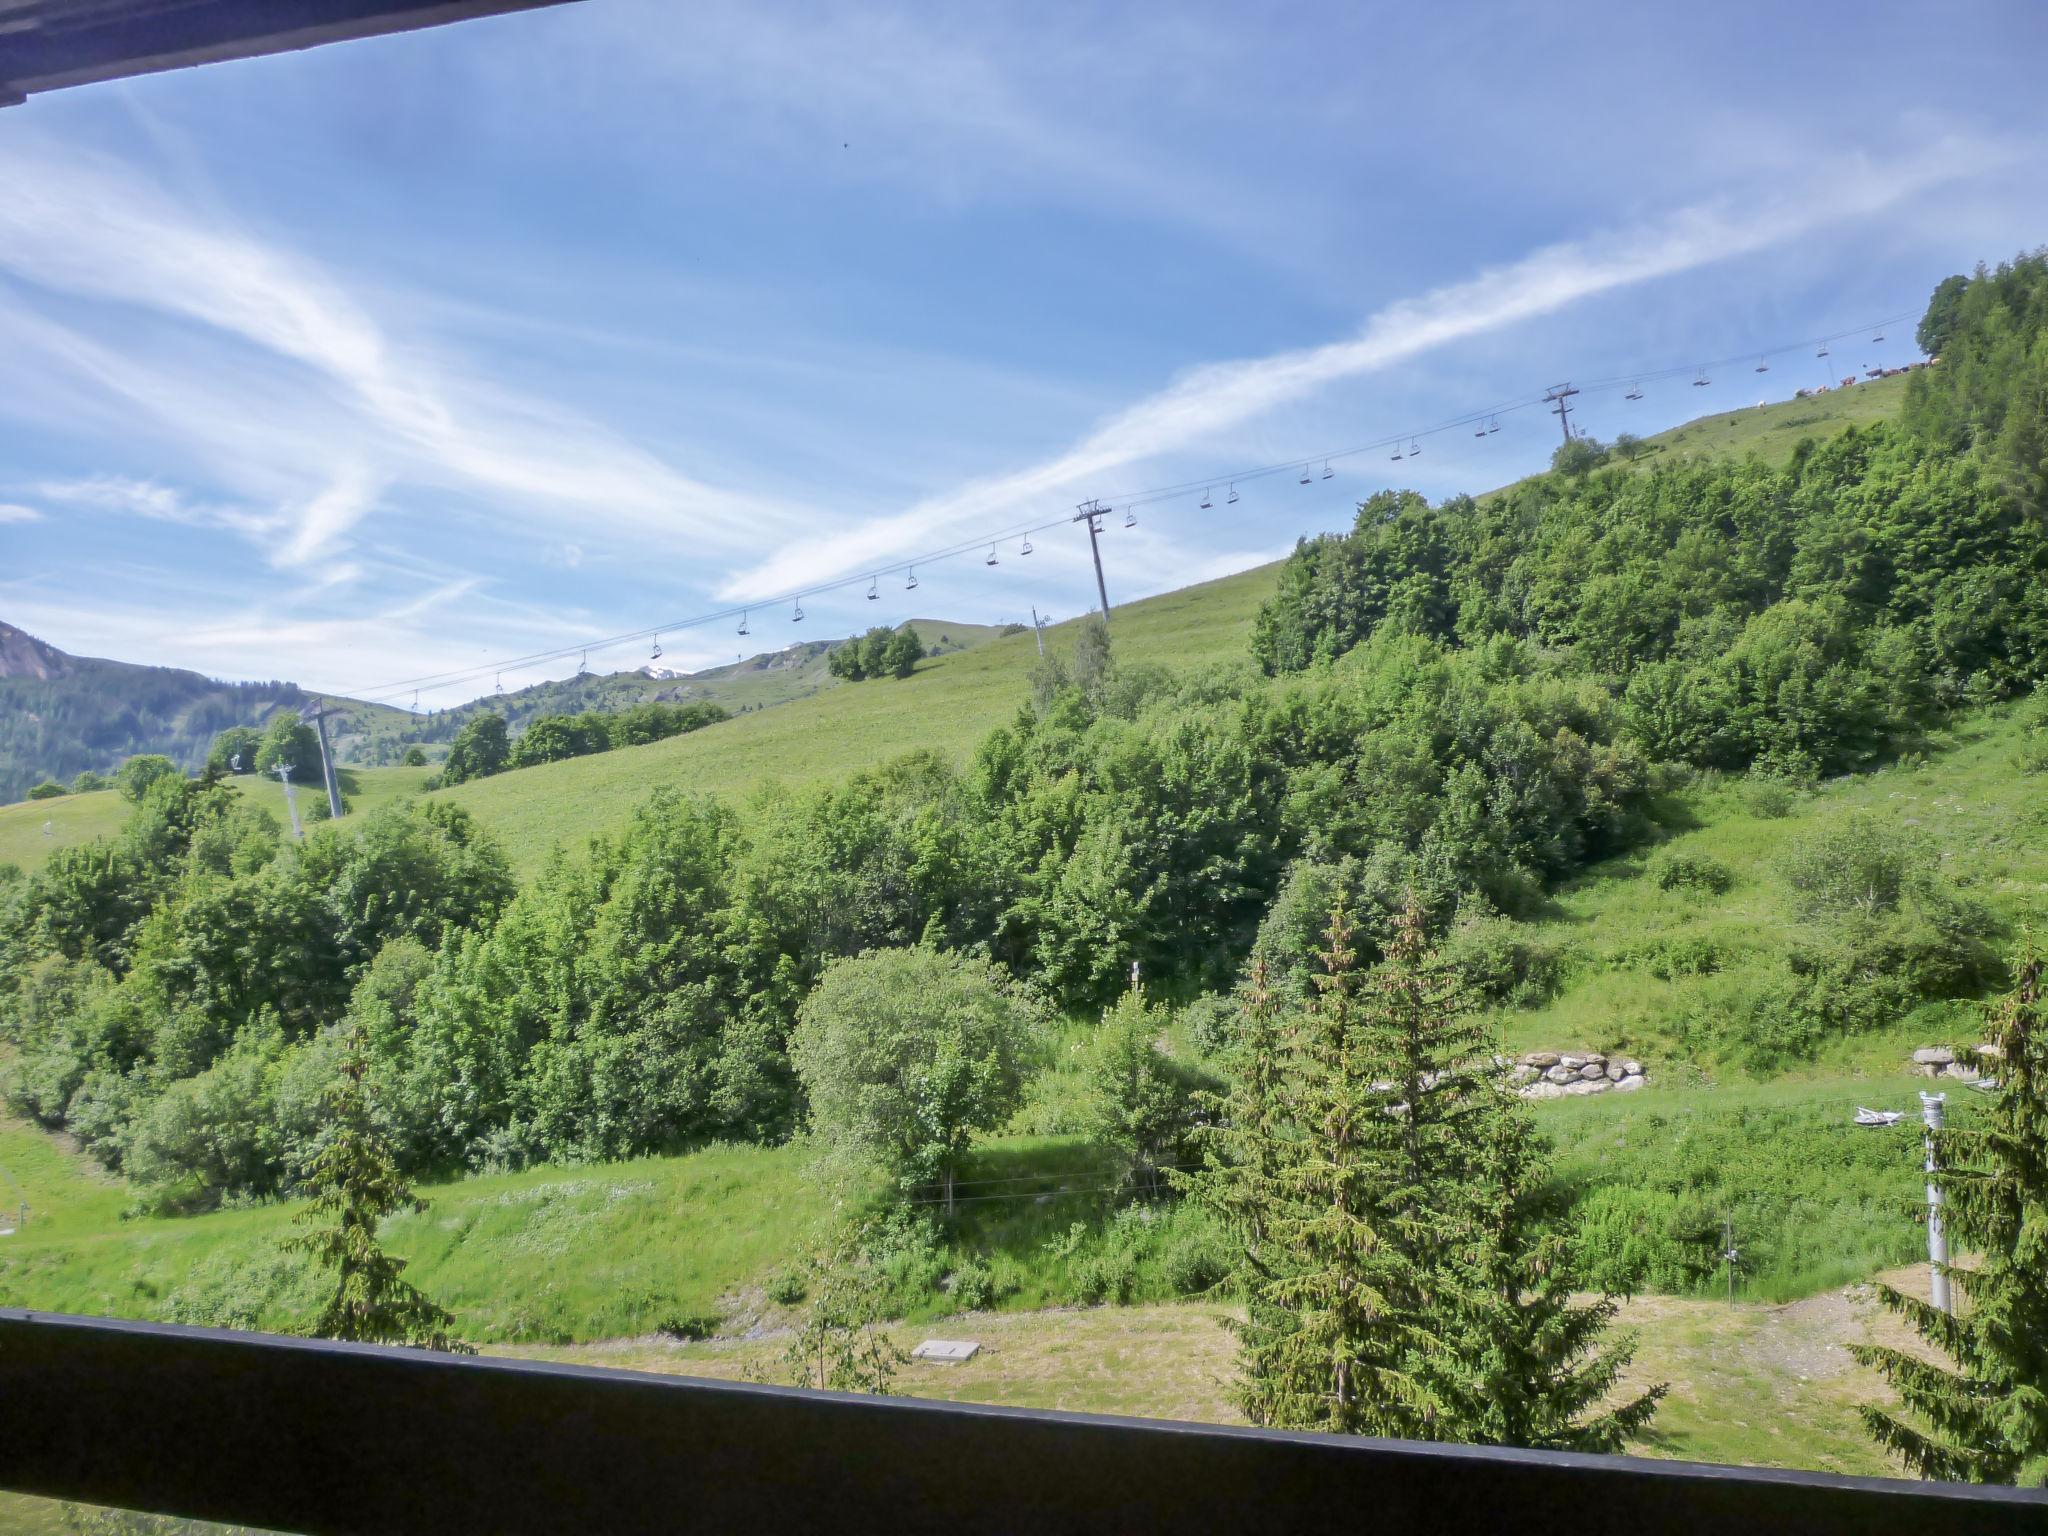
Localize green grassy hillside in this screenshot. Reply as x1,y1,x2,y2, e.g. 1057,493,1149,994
433,565,1278,874
1492,703,2048,1075
2,380,1912,879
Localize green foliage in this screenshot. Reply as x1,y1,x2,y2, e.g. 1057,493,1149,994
791,946,1035,1208
287,1026,468,1351
400,745,428,768
1195,901,1656,1448
783,1221,906,1393
1855,954,2048,1484
115,755,179,803
829,625,926,682
438,713,509,786
206,726,264,776
1550,435,1611,476
1651,848,1734,895
254,714,320,780
1080,987,1219,1194
70,770,110,794
27,780,66,800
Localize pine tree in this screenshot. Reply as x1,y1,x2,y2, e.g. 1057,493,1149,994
1853,950,2048,1484
1199,896,1660,1449
289,1026,468,1352
1444,1100,1665,1451
1183,958,1297,1427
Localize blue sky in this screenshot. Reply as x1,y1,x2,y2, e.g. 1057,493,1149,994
1,0,2044,706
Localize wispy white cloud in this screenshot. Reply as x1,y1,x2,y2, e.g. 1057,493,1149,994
0,502,42,524
0,138,803,567
722,139,1994,599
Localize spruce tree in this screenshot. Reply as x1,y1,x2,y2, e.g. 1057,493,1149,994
1444,1100,1665,1451
1853,950,2048,1484
1184,958,1299,1427
1200,897,1660,1449
289,1026,468,1352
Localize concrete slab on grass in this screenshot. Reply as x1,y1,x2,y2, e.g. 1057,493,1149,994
911,1339,980,1364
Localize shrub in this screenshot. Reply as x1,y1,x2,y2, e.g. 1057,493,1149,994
1651,849,1734,895
656,1310,722,1341
1778,812,1924,919
1441,903,1565,1005
791,947,1037,1208
1178,992,1238,1057
1740,772,1800,819
401,745,428,768
765,1266,810,1306
27,780,66,800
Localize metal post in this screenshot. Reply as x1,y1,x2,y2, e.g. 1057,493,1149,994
1543,383,1579,445
309,704,344,821
1073,502,1111,625
1921,1091,1951,1315
1030,606,1046,658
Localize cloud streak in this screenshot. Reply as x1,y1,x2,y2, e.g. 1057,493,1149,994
722,139,1992,599
0,138,802,569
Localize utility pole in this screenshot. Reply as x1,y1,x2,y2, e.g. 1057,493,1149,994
1029,605,1048,658
306,701,344,821
1072,501,1112,627
273,761,303,841
1543,382,1580,446
1721,1216,1739,1300
1921,1091,1951,1315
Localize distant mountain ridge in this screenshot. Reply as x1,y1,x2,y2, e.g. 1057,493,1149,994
0,617,1018,800
0,622,322,802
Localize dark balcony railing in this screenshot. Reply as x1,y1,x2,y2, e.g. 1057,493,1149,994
1,1308,2042,1535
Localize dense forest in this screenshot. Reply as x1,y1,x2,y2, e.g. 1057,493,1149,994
2,253,2043,1218
0,624,313,804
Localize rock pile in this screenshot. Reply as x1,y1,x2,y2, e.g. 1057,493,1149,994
1911,1044,2001,1081
1506,1051,1646,1099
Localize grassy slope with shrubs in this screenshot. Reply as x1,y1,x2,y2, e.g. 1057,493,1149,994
0,377,1910,880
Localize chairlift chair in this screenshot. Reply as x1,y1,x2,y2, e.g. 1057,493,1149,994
1408,438,1422,458
1226,483,1240,504
1693,367,1710,387
1817,344,1830,359
986,545,999,565
650,636,663,660
1123,508,1136,528
1474,423,1488,437
1200,488,1213,509
867,577,879,601
1020,536,1033,555
1487,416,1500,433
1321,460,1333,480
1754,357,1769,373
1872,329,1885,343
1390,444,1404,461
791,600,805,623
1299,465,1312,484
906,568,918,590
1625,382,1644,401
738,611,750,636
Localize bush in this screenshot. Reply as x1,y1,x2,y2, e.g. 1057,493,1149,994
1178,993,1238,1057
26,780,66,800
1441,904,1565,1005
765,1265,810,1306
114,755,179,803
656,1310,722,1341
791,947,1037,1207
1740,771,1800,819
71,770,110,794
401,745,428,768
1778,812,1923,919
1651,849,1734,895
